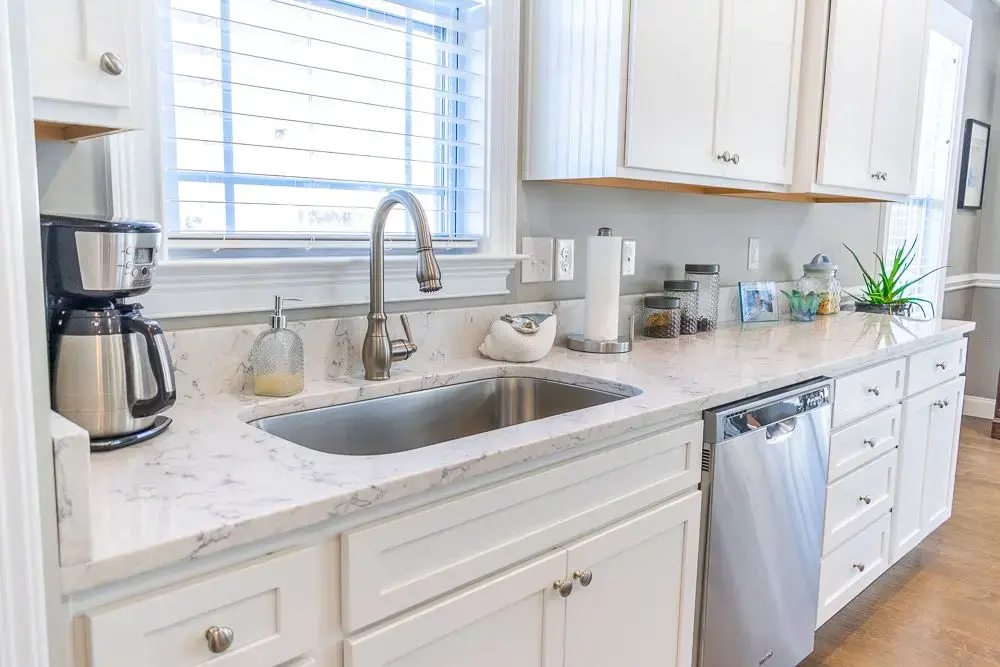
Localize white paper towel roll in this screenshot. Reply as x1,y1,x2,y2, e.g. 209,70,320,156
584,232,622,341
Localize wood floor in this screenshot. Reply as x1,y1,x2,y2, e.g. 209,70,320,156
802,417,1000,667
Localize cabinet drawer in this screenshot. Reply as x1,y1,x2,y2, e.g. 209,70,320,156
833,359,905,427
342,420,703,632
87,548,320,667
817,513,891,628
823,449,897,555
906,339,967,397
828,404,901,482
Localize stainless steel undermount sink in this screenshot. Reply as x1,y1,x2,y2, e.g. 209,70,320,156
250,376,632,456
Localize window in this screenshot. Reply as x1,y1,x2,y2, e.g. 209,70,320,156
882,1,970,315
159,0,487,249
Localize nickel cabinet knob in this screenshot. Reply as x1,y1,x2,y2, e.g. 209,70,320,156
716,151,732,163
99,51,125,76
858,495,872,505
867,386,880,397
935,361,947,370
853,562,866,572
553,579,574,598
731,152,740,165
205,625,234,654
573,569,594,587
863,438,876,448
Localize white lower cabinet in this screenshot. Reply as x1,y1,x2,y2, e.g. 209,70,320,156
345,549,567,667
563,493,701,667
346,493,702,667
816,513,891,628
891,375,965,563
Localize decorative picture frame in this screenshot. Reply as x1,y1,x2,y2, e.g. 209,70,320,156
958,119,991,211
739,281,780,323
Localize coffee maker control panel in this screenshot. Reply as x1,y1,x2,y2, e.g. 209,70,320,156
41,215,163,301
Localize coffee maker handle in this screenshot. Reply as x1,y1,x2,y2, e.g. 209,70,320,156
122,315,177,418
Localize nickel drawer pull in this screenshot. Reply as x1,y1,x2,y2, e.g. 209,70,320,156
205,626,234,654
936,361,947,370
853,562,866,572
863,438,877,448
858,495,872,505
867,386,880,397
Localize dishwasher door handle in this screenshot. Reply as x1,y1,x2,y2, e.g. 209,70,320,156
765,416,798,443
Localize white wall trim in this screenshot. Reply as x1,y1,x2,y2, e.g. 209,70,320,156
963,395,996,419
945,272,1000,291
0,0,53,663
143,254,519,318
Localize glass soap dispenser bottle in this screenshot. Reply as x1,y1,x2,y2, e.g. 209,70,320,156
248,295,304,397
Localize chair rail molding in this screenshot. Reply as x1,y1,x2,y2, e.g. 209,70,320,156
0,0,57,665
945,273,1000,291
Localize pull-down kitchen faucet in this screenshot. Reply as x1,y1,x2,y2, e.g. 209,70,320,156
362,190,443,381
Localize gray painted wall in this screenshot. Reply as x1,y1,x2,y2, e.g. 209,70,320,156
946,0,1000,275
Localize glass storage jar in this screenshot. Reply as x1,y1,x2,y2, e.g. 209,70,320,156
684,263,720,331
663,280,700,335
796,254,842,315
642,296,682,338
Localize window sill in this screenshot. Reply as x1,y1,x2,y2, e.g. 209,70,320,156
141,254,521,319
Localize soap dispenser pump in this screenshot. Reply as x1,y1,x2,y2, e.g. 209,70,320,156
248,295,305,397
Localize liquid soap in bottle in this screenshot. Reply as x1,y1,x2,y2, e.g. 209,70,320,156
248,296,305,397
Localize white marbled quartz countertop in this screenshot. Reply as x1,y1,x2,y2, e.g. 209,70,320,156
62,313,974,594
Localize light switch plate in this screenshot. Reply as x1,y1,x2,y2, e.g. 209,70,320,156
555,239,575,281
521,237,554,283
748,238,760,271
622,239,637,276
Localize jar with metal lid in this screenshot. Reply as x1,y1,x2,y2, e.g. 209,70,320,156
662,280,699,335
796,254,842,315
684,263,720,331
642,296,682,338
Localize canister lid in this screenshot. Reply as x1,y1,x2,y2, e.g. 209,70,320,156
804,253,838,274
645,296,682,309
663,280,699,291
684,263,720,274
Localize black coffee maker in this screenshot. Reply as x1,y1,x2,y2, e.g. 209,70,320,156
42,215,176,451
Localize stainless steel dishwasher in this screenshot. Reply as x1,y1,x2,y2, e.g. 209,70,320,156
698,379,832,667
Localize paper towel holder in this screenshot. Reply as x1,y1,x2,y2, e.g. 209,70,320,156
567,314,635,354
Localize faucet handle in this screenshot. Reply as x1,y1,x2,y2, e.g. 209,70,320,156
391,314,418,362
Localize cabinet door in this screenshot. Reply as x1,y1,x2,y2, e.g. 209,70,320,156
721,0,803,185
920,377,965,534
625,0,726,178
868,0,929,195
892,391,934,563
816,0,885,190
29,0,134,108
345,550,566,667
563,493,701,667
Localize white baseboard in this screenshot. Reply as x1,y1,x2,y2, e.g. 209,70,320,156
963,395,996,419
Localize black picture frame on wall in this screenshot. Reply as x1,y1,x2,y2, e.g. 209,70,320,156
957,118,991,211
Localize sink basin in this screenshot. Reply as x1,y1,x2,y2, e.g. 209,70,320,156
250,376,631,456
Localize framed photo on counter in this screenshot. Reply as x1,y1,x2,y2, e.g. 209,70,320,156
739,281,779,323
958,119,991,210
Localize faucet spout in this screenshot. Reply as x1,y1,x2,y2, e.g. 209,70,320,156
362,190,443,381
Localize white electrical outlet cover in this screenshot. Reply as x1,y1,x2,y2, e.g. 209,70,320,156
622,239,637,276
521,237,554,283
555,239,575,281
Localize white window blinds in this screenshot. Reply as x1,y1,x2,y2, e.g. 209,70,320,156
159,0,486,244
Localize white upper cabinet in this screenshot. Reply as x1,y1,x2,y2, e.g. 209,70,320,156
720,0,803,185
868,0,930,195
28,0,150,138
798,0,930,199
625,0,726,179
524,0,805,192
816,0,886,191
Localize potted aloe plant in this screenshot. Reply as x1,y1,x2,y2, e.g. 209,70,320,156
842,239,945,317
